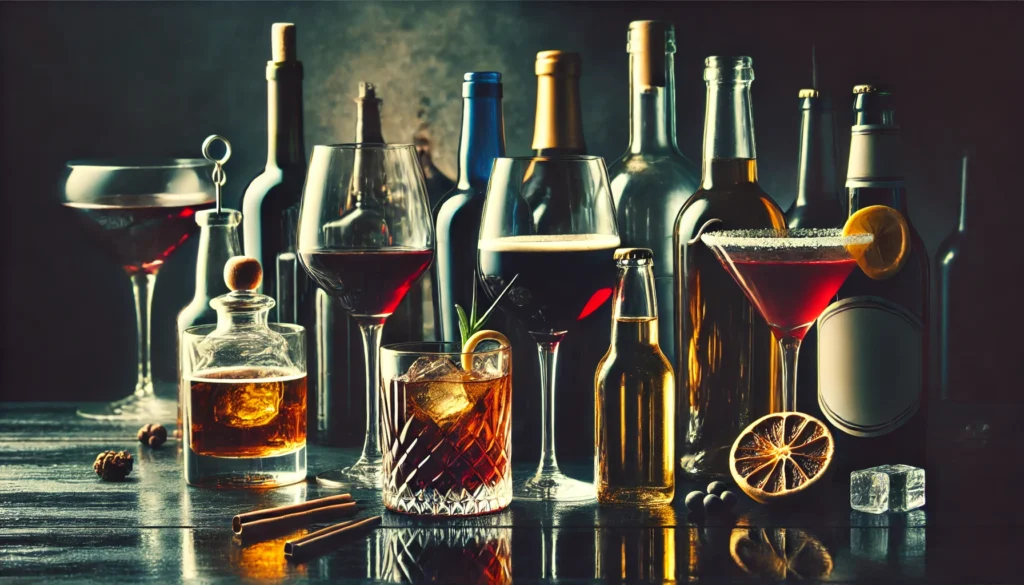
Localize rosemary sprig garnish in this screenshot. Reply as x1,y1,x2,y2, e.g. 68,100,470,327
457,272,518,348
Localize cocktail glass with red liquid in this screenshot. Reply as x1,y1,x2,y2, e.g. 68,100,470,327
63,159,215,420
298,144,435,489
701,228,873,412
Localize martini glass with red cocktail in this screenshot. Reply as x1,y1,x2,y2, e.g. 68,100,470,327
701,228,873,412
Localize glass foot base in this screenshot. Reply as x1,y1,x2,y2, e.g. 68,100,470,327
77,394,176,422
316,457,382,489
514,470,595,502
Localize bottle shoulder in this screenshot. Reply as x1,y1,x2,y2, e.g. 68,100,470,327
242,166,305,210
674,186,786,238
434,189,484,233
596,345,675,384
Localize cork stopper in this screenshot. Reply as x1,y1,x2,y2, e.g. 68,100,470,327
224,256,263,292
272,23,296,62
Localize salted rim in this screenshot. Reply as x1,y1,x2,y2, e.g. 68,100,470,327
701,228,873,249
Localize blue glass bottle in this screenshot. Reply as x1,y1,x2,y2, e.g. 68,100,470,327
432,72,506,343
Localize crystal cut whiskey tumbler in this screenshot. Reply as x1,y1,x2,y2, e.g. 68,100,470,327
381,342,512,516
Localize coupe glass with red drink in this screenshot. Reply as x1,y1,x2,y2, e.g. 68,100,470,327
63,159,215,419
298,144,435,488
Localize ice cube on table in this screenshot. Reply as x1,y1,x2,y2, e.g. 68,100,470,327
850,464,925,514
406,356,462,381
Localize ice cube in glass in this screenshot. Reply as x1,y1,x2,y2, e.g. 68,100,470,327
850,464,925,514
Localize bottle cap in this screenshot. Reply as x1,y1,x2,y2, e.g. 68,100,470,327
853,84,891,95
535,51,581,76
614,248,654,261
195,208,241,227
798,89,820,98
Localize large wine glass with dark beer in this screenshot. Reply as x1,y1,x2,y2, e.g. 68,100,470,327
478,156,619,501
298,144,434,488
63,159,216,420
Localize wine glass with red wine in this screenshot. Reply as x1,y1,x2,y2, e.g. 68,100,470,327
63,159,216,420
478,156,620,502
298,144,435,488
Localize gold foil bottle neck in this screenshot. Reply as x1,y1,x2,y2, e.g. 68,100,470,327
628,20,674,89
535,50,582,76
532,50,585,152
799,89,820,98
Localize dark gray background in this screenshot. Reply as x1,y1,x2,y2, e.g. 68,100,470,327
1,1,1020,404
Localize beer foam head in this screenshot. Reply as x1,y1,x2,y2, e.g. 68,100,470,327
478,234,621,252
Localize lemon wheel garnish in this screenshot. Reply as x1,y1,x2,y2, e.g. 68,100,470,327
843,205,910,280
460,329,510,372
729,412,834,504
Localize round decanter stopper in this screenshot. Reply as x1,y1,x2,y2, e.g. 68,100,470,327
224,256,263,292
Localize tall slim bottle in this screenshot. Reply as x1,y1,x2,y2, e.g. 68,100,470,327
609,21,700,374
314,82,384,445
673,57,786,478
596,248,675,505
818,85,928,472
241,23,310,326
525,50,606,460
785,79,845,415
433,72,506,344
176,209,243,437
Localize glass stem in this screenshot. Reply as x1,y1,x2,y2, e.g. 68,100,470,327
779,337,802,412
131,272,156,398
535,337,564,475
356,317,385,464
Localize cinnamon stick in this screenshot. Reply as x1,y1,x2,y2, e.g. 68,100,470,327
233,502,359,540
232,494,353,532
284,515,382,561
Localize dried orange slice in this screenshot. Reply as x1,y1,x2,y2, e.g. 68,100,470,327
729,412,834,504
460,329,510,371
843,204,910,280
730,527,833,580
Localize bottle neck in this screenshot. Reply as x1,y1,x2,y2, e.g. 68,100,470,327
628,52,676,154
532,72,585,153
356,97,384,143
701,79,757,185
266,63,306,169
611,261,659,347
795,97,840,208
846,116,907,214
193,219,242,302
457,94,506,190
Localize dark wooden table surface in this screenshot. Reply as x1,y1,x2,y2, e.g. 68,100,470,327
1,402,1021,583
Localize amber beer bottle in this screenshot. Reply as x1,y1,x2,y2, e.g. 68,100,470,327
595,248,675,505
673,57,786,478
817,86,928,472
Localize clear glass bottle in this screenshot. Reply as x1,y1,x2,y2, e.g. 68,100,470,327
673,57,786,479
595,248,675,505
176,209,242,438
609,21,699,373
182,257,307,488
